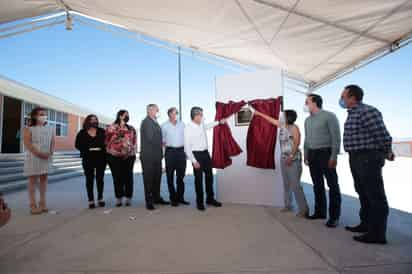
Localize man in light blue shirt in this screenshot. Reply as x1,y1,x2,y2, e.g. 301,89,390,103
161,107,189,206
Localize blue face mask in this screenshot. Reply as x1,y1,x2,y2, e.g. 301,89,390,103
339,98,347,109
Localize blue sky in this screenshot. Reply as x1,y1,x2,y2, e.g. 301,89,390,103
0,19,411,138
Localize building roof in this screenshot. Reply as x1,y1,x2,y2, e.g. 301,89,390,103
0,75,112,124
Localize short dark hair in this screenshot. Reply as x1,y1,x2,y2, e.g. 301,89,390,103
167,107,178,117
284,109,297,125
308,94,323,109
147,104,158,112
345,84,364,102
29,107,47,127
83,114,99,130
190,107,203,120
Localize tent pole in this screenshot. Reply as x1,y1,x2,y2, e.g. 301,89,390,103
0,20,64,40
178,46,182,121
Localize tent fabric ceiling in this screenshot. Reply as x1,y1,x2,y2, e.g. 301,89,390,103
1,0,412,88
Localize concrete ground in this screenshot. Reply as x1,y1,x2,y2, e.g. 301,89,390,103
1,158,412,274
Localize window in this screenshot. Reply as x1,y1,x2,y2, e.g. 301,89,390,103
49,110,56,121
63,113,68,124
61,124,68,136
50,110,68,137
23,103,38,126
22,102,69,137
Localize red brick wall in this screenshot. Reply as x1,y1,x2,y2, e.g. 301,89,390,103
54,114,80,151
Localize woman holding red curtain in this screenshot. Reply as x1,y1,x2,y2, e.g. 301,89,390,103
253,108,309,218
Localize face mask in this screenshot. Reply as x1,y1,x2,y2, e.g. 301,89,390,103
303,105,310,113
339,98,347,109
155,112,161,119
123,116,129,123
89,122,98,128
38,115,48,123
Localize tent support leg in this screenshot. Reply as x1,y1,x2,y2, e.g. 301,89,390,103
178,47,182,121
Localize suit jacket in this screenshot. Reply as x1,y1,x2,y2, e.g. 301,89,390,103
140,116,163,162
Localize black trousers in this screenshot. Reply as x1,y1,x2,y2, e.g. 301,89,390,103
193,150,215,206
107,155,136,199
308,148,341,220
349,150,388,238
82,155,106,202
141,159,162,206
165,147,187,202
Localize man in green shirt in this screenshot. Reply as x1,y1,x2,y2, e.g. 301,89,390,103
304,94,341,228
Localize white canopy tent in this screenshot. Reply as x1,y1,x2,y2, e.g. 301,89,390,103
0,0,411,90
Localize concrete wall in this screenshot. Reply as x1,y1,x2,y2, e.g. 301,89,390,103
215,69,284,207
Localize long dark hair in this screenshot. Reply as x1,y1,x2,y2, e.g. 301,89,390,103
284,109,298,125
29,107,46,127
114,110,130,129
83,114,99,130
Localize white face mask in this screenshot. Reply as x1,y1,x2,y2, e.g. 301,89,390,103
303,105,310,113
38,115,48,123
155,112,161,119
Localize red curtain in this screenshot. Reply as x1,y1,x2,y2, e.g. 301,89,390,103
246,98,281,169
212,100,246,169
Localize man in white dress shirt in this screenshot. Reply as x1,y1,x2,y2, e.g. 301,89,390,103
161,107,189,207
184,107,226,211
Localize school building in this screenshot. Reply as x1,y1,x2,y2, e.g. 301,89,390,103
0,76,112,154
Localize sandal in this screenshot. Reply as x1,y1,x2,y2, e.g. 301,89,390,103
39,202,49,213
30,204,42,215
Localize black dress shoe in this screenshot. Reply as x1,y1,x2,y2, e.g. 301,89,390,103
115,202,122,207
307,214,327,220
206,199,222,207
155,198,170,205
98,201,106,207
353,234,387,245
179,200,190,205
325,219,339,228
345,224,368,233
197,204,206,211
124,200,131,207
171,201,179,207
88,203,96,209
146,204,155,210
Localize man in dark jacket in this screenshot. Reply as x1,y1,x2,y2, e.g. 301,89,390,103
340,85,394,244
140,104,169,210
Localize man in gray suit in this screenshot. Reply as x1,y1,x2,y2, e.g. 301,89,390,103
140,104,169,210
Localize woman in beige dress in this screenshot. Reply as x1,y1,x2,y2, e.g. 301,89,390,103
23,107,55,214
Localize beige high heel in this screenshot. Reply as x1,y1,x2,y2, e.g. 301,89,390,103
30,203,42,215
39,201,49,213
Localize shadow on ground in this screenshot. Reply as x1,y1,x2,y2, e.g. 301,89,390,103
0,171,411,274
